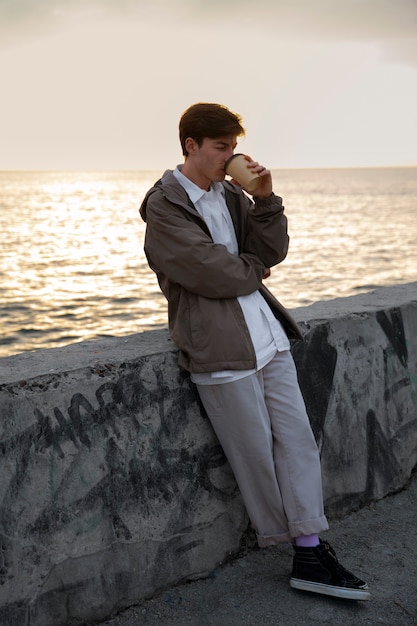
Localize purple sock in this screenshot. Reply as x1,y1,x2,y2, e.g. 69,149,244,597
295,534,320,548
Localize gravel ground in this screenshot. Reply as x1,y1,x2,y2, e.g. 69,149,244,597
98,469,417,625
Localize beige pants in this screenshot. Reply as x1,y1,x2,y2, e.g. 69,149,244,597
196,350,329,547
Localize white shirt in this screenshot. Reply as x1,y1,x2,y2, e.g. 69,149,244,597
173,166,290,385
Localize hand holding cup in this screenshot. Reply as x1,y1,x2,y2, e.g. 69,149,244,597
224,153,272,197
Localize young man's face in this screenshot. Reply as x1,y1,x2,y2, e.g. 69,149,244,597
184,135,237,189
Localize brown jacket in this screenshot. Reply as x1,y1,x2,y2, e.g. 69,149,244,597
139,169,303,373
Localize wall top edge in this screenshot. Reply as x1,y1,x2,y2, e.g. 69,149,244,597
1,283,416,386
292,282,417,323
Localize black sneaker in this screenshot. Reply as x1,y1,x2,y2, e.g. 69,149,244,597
290,540,370,601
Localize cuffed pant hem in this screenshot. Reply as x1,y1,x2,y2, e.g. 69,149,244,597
256,515,329,548
257,530,292,547
288,515,329,538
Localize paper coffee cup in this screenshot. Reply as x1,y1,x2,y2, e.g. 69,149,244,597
224,153,261,192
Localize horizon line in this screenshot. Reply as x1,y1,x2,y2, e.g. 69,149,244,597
1,164,416,173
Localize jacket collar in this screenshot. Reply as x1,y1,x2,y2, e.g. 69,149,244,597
140,169,242,221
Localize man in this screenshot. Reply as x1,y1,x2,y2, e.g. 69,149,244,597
139,102,370,601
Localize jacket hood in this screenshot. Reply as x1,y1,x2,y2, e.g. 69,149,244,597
139,169,178,222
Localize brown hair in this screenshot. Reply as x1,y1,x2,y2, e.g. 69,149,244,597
179,102,245,157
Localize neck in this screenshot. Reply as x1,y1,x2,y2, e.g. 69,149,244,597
181,161,211,191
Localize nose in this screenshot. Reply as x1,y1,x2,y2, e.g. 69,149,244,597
224,150,235,168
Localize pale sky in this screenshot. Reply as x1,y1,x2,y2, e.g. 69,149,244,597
1,0,416,170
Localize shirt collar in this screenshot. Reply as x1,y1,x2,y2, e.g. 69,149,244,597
173,166,224,204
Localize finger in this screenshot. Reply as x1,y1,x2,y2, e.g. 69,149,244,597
248,161,268,174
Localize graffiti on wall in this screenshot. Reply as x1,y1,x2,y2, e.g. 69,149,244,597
0,354,242,614
291,322,337,446
293,309,416,514
364,307,417,499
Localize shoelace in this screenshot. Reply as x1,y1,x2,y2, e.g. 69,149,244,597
320,541,359,581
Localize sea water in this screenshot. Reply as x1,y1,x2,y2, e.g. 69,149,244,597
1,167,416,357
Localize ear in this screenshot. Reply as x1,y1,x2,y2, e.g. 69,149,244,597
185,137,198,156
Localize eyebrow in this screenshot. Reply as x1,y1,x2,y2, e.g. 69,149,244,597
215,140,237,148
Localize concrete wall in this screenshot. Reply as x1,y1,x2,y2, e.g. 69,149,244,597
0,283,416,625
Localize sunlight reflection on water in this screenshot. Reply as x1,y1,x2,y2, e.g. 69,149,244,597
1,168,416,357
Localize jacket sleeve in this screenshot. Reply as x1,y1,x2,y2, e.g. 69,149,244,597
238,192,289,267
143,193,266,300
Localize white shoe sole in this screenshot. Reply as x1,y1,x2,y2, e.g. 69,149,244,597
290,577,371,601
